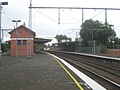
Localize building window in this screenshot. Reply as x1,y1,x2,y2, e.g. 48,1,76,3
17,40,21,45
23,40,27,45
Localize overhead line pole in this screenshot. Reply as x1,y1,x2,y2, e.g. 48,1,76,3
29,6,120,28
29,6,120,54
82,8,84,24
105,9,108,27
0,2,8,67
58,8,60,24
28,0,32,59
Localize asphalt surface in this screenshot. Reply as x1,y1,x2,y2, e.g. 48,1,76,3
0,53,80,90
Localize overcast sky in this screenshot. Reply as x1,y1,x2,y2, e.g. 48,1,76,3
1,0,120,44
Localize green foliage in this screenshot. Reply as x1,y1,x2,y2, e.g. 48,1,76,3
80,19,116,47
108,37,120,49
55,34,72,43
98,44,107,53
1,42,10,52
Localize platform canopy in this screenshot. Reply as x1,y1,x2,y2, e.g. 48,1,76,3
35,38,52,44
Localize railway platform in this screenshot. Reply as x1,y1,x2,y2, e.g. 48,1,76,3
0,52,106,90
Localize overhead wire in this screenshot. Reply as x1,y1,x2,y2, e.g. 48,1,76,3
2,10,14,27
2,10,13,41
2,10,11,21
61,9,81,23
109,15,120,22
36,9,81,25
91,11,103,19
36,10,58,23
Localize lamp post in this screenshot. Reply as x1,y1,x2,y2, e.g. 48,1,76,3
110,25,115,54
12,20,21,28
91,29,105,54
91,29,97,54
12,20,21,58
0,2,8,67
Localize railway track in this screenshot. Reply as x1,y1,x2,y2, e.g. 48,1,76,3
48,51,120,90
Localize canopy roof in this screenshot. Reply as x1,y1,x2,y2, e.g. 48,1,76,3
35,38,52,44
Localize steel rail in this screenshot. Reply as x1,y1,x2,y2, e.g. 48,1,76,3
47,51,120,89
57,54,120,89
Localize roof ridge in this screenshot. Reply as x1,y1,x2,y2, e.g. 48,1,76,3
9,25,35,34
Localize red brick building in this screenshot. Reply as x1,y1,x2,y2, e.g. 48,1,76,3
9,25,35,57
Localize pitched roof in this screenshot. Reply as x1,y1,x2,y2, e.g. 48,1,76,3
9,25,35,34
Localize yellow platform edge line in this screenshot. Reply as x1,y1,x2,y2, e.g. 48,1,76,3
51,56,84,90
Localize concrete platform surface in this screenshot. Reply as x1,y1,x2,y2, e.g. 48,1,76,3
0,53,81,90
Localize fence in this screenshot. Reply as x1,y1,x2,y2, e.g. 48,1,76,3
78,46,102,54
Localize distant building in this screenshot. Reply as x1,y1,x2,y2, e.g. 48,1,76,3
9,25,35,57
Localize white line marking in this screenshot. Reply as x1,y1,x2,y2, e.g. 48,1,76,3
49,53,107,90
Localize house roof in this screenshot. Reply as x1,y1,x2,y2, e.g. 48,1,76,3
9,25,35,34
35,38,52,44
9,25,51,44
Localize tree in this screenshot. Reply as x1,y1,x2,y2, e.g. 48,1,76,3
80,19,116,47
55,34,72,43
108,37,120,49
1,41,10,52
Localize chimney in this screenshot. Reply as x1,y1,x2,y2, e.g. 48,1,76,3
23,22,26,26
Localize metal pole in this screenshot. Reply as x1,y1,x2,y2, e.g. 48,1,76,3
82,8,84,24
58,8,60,24
112,25,115,54
29,7,120,10
1,29,13,42
105,9,107,27
93,40,96,54
110,25,115,54
15,21,18,58
27,0,32,59
0,2,2,66
75,31,78,52
0,2,8,66
2,29,3,41
92,30,93,53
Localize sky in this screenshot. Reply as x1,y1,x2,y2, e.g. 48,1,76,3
1,0,120,44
